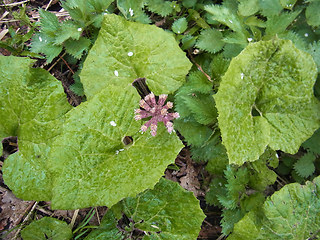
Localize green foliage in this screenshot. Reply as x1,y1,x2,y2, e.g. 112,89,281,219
228,175,320,239
21,217,72,240
215,39,320,165
305,0,320,27
1,56,72,200
85,178,206,239
2,15,190,210
172,17,188,34
210,148,278,235
81,14,192,99
196,28,225,53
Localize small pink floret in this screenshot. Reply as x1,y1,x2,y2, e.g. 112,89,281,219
134,92,179,136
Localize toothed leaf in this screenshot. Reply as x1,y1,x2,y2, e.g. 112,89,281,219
146,0,173,17
294,152,316,178
238,0,259,16
306,0,320,27
172,17,188,34
265,10,301,36
64,37,91,59
196,28,225,53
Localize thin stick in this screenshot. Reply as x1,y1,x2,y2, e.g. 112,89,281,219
0,0,29,7
45,0,54,11
95,207,101,225
188,50,213,82
59,54,75,74
70,209,79,229
13,201,38,239
47,52,66,72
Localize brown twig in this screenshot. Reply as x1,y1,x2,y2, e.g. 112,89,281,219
59,54,75,74
47,52,66,72
12,201,38,239
188,49,213,82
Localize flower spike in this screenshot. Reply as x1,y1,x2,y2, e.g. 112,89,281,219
134,92,179,136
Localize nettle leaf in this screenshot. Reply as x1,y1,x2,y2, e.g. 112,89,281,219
81,14,191,99
146,0,174,17
196,28,225,54
31,32,63,63
49,85,183,209
64,37,91,59
21,217,72,240
293,152,316,178
117,0,150,24
280,0,297,9
302,128,320,155
215,39,320,165
258,0,283,17
85,178,205,240
54,20,82,45
307,41,320,73
238,0,260,16
265,10,301,36
172,17,188,34
1,56,72,201
228,175,320,240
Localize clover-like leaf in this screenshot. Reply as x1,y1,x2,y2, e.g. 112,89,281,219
215,39,320,165
228,175,320,240
49,85,183,209
85,178,206,240
80,14,192,100
1,56,72,201
21,217,72,240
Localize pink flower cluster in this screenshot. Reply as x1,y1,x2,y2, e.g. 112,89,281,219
134,92,180,136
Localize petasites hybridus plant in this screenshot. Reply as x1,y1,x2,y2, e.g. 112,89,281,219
215,38,320,165
85,178,206,239
2,14,192,210
228,174,320,240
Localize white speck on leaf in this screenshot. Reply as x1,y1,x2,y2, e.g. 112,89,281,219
116,150,119,155
129,8,134,16
229,20,233,23
39,36,42,42
128,52,133,56
241,73,244,79
77,28,82,32
110,121,117,126
119,149,124,152
114,70,119,77
247,38,253,42
305,33,309,37
151,225,160,229
177,31,180,34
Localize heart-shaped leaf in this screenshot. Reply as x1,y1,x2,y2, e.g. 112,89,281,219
215,39,320,165
85,178,206,240
80,14,192,100
1,56,72,201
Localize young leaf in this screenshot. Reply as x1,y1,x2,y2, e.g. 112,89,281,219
302,128,320,155
172,17,188,34
306,0,320,27
30,32,62,63
196,28,225,53
238,0,260,16
265,10,301,36
54,20,82,45
21,217,72,240
280,0,297,9
215,39,320,165
80,14,192,99
229,175,320,239
293,152,316,178
146,0,174,17
85,178,206,240
258,0,283,17
64,37,91,59
1,56,72,200
48,85,183,209
38,9,60,36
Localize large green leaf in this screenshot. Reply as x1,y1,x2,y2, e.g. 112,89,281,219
228,175,320,240
85,178,206,240
215,39,320,165
1,56,72,201
80,14,192,100
49,85,183,209
21,217,72,240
